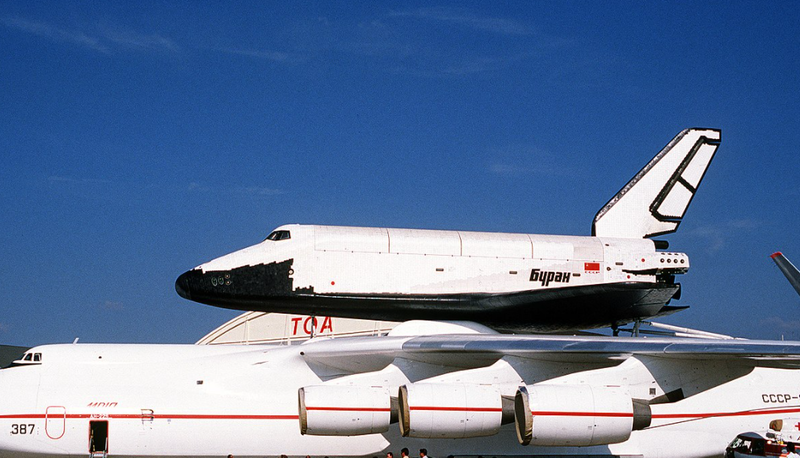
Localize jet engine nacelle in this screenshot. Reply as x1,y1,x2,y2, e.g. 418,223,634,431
299,385,391,436
514,385,650,447
399,383,503,439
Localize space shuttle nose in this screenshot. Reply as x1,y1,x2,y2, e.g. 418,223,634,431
175,270,194,300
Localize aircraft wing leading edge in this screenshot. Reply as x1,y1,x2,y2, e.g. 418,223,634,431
300,331,800,369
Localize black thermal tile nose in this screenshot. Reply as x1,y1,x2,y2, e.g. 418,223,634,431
175,270,193,300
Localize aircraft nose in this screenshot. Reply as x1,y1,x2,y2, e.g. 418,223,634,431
174,267,243,306
175,270,196,300
174,259,295,310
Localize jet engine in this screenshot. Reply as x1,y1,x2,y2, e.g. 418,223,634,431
514,385,651,447
398,383,503,439
298,385,391,436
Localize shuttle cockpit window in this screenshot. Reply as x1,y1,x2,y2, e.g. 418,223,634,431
265,230,291,241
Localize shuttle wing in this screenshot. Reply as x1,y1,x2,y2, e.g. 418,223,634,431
592,128,722,239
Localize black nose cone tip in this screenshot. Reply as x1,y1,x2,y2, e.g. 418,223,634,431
175,271,193,300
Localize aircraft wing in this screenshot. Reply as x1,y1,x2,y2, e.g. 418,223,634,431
300,331,800,371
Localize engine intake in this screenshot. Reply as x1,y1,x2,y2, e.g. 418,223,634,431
514,385,650,447
399,383,503,439
299,385,391,436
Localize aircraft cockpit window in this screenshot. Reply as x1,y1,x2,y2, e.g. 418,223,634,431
4,352,42,369
5,352,43,368
265,230,291,241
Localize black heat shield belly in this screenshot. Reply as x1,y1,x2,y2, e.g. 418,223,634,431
175,260,684,333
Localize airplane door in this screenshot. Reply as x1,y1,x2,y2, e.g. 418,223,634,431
45,406,66,439
89,420,108,457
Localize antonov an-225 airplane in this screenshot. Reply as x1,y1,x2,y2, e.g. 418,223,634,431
0,253,797,458
176,128,721,331
4,300,800,456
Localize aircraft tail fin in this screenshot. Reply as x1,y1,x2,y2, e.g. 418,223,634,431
592,128,721,238
771,252,800,297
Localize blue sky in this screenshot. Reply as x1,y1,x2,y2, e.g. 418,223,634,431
1,1,799,345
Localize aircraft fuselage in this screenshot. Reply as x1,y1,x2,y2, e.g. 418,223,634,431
176,225,688,331
1,340,797,458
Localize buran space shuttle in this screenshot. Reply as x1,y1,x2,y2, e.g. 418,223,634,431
176,128,721,332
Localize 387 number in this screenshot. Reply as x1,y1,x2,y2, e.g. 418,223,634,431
11,424,34,435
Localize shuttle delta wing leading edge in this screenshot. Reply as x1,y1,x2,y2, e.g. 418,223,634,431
771,252,800,297
593,128,721,238
176,128,721,332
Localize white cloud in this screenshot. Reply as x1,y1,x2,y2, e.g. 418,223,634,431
387,7,533,36
759,316,800,334
2,16,178,54
187,182,284,198
3,16,109,53
99,25,179,52
489,163,531,175
237,186,285,197
100,301,125,311
437,52,536,76
213,47,294,63
48,176,113,185
187,182,208,192
689,219,761,253
487,144,573,176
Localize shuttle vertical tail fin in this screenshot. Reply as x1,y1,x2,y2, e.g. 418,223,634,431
592,128,721,239
771,252,800,297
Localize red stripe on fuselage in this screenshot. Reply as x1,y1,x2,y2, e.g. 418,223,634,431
0,414,298,420
527,406,800,420
531,411,632,418
6,406,800,423
305,407,390,412
652,407,800,419
410,406,502,412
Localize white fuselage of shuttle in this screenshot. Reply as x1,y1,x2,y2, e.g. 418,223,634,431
176,224,688,331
